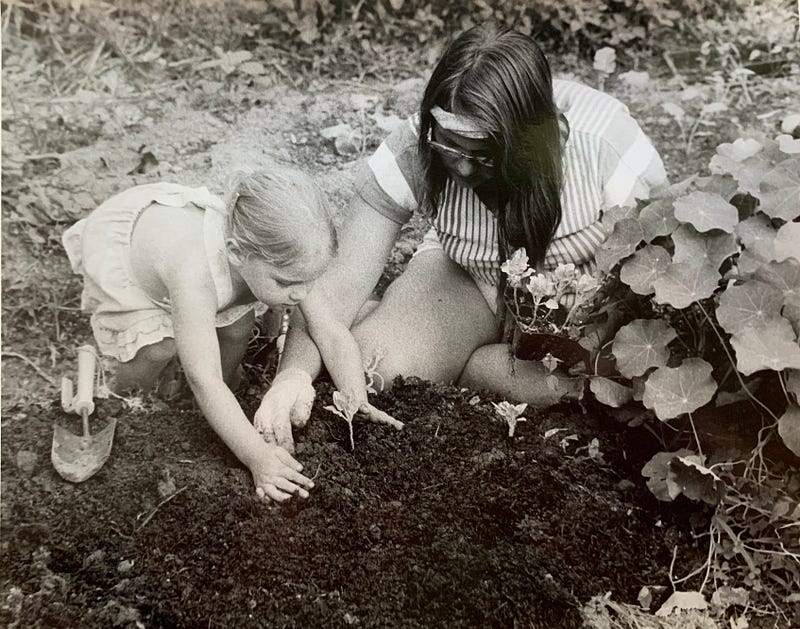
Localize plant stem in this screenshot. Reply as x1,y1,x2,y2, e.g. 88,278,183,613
687,412,704,458
696,302,779,423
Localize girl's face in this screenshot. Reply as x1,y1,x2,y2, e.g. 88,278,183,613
430,126,496,189
230,243,331,308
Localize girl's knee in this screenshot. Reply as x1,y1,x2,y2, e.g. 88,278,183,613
137,338,177,363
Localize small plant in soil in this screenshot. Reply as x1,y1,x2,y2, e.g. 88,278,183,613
324,390,360,451
491,400,528,437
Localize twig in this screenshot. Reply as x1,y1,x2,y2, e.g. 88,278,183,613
135,485,188,532
1,351,57,385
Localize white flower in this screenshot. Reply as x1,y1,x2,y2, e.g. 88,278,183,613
553,263,577,283
576,273,600,296
500,248,533,288
528,273,556,298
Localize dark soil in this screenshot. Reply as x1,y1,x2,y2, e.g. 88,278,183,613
1,376,704,628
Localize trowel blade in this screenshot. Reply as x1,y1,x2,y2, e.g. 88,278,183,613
51,418,117,483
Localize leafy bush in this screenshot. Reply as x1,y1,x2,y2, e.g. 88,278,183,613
502,126,800,618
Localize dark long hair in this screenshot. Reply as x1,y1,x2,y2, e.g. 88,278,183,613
417,23,565,322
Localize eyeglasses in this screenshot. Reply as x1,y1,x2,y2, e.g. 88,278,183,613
428,140,495,168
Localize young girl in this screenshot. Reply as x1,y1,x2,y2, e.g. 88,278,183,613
63,167,391,503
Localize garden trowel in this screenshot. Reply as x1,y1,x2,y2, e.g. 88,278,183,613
52,345,116,482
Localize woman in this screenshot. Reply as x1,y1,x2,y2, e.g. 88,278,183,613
254,22,667,453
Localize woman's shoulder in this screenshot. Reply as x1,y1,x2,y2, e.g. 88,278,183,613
553,79,632,136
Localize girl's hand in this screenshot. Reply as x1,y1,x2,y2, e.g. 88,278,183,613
250,441,314,503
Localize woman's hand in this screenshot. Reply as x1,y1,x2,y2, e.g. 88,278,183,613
254,368,315,454
249,441,314,503
357,402,405,431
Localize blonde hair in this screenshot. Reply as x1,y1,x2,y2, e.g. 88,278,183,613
225,167,337,267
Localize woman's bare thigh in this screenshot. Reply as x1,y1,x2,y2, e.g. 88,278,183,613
352,249,499,386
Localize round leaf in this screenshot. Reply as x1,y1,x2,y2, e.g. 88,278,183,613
643,358,717,420
715,280,784,336
612,318,677,378
619,244,671,295
729,318,800,375
590,377,634,408
736,214,776,262
639,198,679,242
672,224,737,271
652,262,720,309
774,221,800,263
759,158,800,221
754,259,800,308
673,191,738,233
715,137,763,162
778,404,800,457
595,218,644,271
600,204,639,231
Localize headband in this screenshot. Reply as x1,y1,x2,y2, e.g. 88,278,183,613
430,105,490,139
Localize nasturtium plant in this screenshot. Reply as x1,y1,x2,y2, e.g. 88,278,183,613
642,358,717,421
619,244,671,295
670,225,737,270
728,318,800,375
715,280,784,335
651,261,720,308
673,190,738,233
612,318,677,379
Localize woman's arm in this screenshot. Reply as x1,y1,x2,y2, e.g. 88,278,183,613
280,195,402,376
300,296,368,406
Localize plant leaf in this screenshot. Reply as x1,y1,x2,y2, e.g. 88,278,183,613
729,318,800,375
639,198,679,242
619,245,671,295
774,221,800,263
595,218,644,271
673,191,738,233
715,280,784,336
735,214,777,263
661,102,685,123
651,262,720,309
641,449,694,501
589,377,633,407
777,404,800,457
642,358,717,420
754,259,800,308
715,137,763,162
670,455,726,505
656,591,708,617
759,158,800,221
600,204,638,231
612,319,677,378
671,224,737,271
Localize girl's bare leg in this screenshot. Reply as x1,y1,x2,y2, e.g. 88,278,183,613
352,249,499,387
459,344,584,407
111,338,177,393
217,311,255,389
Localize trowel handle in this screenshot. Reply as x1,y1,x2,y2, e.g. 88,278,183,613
73,345,96,416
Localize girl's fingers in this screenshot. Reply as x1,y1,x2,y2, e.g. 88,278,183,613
274,447,304,471
272,477,310,499
284,467,314,489
260,483,293,503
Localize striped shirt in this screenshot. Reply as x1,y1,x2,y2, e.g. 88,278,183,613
356,79,667,287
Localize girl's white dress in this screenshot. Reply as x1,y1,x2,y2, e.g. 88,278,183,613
63,183,264,362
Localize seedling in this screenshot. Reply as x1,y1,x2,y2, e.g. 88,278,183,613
324,390,359,451
491,400,527,438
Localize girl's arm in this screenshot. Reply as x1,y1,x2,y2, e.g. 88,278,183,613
167,273,314,502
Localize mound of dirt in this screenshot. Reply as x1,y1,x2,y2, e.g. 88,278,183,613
0,378,702,628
